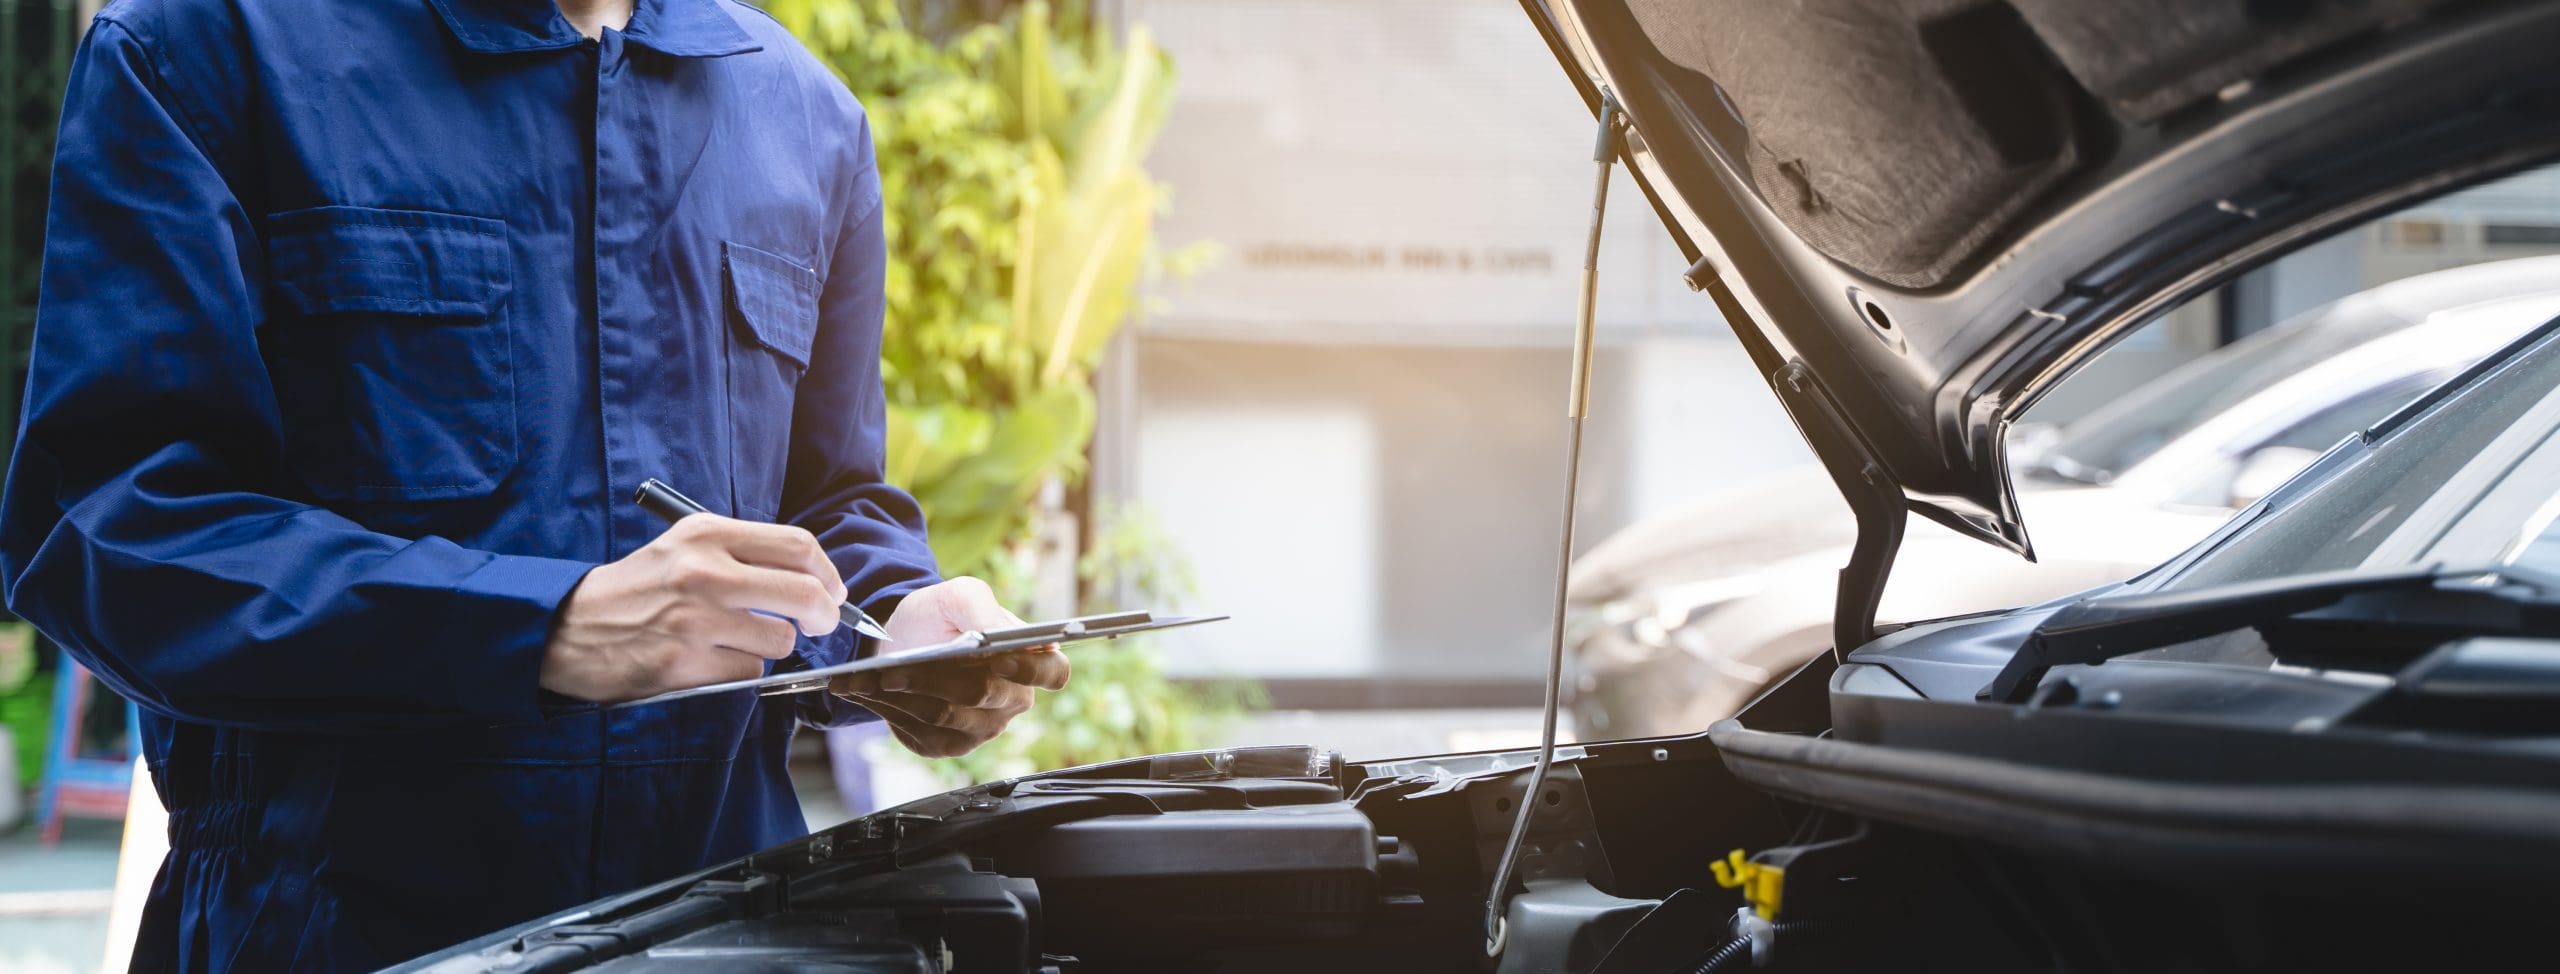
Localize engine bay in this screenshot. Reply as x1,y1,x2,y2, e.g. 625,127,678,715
403,648,2560,974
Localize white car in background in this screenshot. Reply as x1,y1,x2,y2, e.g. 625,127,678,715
1565,256,2560,740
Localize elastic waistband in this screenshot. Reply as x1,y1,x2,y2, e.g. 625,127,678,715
166,800,256,850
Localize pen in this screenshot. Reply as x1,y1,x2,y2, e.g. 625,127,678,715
633,478,892,641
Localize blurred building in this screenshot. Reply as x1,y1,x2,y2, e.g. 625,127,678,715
2366,167,2560,281
1097,0,1802,720
1095,0,2560,753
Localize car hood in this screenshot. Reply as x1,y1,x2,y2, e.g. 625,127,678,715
1521,0,2560,562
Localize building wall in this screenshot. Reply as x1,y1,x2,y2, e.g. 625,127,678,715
1103,0,1813,694
1121,336,1811,684
1100,0,2560,698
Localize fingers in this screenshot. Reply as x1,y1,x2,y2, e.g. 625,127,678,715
665,513,846,601
560,514,850,701
683,561,839,637
833,656,1060,699
825,576,1058,760
694,606,800,661
849,689,999,728
831,648,1069,702
689,517,847,600
828,668,886,697
884,721,982,759
928,576,1022,632
657,520,840,635
990,648,1070,691
882,663,1038,708
845,690,1018,758
660,645,767,694
662,611,785,695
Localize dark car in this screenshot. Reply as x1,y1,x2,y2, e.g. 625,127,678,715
1563,260,2560,742
404,1,2560,970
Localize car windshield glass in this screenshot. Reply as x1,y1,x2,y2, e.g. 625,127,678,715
2160,325,2560,591
2046,306,2419,481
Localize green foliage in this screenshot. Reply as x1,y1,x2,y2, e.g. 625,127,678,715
5,0,90,459
0,622,32,695
0,623,46,791
771,0,1173,581
925,507,1262,784
769,0,1257,784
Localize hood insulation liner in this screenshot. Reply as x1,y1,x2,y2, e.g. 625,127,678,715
1620,0,2455,288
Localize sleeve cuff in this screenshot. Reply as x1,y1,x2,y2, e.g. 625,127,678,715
438,552,598,724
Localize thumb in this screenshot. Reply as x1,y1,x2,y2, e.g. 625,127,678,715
937,578,1024,631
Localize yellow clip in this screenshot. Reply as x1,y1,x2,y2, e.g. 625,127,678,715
1710,848,1784,920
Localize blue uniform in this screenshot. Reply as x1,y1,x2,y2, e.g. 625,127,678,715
0,0,938,967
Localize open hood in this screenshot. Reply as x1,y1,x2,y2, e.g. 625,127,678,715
1521,0,2560,576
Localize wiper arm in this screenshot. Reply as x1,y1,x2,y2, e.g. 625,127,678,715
1978,564,2560,703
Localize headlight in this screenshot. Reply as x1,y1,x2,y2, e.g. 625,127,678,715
1640,576,1766,633
1585,575,1765,656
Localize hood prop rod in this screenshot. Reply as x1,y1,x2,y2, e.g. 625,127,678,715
1485,88,1627,959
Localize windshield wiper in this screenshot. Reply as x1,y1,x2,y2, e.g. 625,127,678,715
1979,564,2560,703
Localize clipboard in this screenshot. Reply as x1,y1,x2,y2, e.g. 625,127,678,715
606,610,1226,710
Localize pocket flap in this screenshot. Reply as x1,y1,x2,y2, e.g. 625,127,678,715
264,206,511,318
723,241,820,370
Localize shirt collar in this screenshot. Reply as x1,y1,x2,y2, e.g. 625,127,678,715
428,0,763,58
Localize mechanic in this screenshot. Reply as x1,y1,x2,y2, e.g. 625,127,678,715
0,0,1066,967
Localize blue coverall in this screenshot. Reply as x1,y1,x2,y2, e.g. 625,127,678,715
0,0,940,967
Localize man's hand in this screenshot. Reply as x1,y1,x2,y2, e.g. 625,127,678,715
541,514,846,702
829,577,1069,758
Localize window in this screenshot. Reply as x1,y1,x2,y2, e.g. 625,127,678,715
2376,219,2448,248
2483,223,2560,246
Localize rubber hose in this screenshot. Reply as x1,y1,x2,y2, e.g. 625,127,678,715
1685,937,1750,974
1682,921,1822,973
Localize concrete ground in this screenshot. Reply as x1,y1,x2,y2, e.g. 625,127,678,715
0,818,122,974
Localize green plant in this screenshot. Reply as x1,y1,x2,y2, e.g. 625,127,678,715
6,0,90,462
770,0,1255,783
0,623,46,791
773,0,1171,579
927,506,1262,784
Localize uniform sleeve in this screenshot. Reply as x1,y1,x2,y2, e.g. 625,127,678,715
779,106,942,727
0,19,594,732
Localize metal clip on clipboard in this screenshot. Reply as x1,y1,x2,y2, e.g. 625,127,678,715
606,610,1227,710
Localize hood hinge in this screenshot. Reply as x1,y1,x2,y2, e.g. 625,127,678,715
1771,361,1907,658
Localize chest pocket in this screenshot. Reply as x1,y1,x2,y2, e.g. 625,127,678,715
261,206,518,501
722,241,819,521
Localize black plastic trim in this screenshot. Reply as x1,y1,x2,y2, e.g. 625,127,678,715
1771,360,1908,656
1709,719,2560,886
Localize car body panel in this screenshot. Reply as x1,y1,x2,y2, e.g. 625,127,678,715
1567,265,2560,738
416,5,2560,969
1836,318,2560,721
1522,0,2560,563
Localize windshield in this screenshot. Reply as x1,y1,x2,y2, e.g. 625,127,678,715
2160,322,2560,591
2044,301,2425,481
